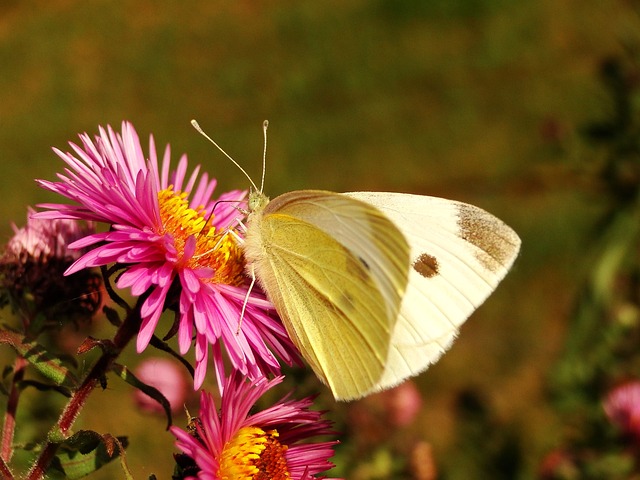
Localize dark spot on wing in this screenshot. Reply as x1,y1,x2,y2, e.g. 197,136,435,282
413,253,439,278
358,256,370,270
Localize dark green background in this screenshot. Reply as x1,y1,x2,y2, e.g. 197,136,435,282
0,0,632,478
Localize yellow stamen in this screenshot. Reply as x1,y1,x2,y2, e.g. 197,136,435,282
158,187,245,285
218,426,291,480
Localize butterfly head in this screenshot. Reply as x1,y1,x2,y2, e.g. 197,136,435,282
248,189,270,214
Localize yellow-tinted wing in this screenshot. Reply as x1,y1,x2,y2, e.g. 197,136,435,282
244,190,410,400
266,191,411,325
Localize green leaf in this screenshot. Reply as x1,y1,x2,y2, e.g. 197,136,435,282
49,430,130,479
111,363,173,428
19,379,71,397
0,329,78,388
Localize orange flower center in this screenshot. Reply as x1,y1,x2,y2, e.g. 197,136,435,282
218,426,291,480
157,187,245,286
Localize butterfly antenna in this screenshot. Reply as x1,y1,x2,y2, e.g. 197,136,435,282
260,120,268,194
191,119,259,192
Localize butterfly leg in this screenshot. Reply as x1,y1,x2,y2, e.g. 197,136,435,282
191,228,234,261
228,227,245,245
224,217,258,335
233,216,248,235
237,264,257,335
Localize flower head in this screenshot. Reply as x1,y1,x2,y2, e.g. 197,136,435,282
604,380,640,441
170,370,340,479
0,207,102,328
35,122,299,388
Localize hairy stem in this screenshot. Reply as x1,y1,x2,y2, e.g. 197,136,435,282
0,455,14,479
25,295,145,480
1,356,27,464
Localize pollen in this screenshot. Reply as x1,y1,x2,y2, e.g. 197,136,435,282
218,426,291,480
158,187,245,286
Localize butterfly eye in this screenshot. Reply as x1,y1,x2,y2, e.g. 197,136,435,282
248,191,269,213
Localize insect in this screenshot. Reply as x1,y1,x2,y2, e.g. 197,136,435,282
193,120,521,401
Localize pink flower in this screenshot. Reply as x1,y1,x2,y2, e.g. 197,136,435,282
0,207,103,326
134,357,190,414
35,122,299,388
5,207,91,262
604,381,640,441
170,370,340,479
347,380,422,447
386,381,423,427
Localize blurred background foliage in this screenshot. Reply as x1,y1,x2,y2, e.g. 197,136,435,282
1,0,640,478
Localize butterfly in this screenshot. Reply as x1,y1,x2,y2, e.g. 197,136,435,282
193,120,521,401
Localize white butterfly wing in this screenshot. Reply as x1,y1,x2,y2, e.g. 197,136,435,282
345,191,521,391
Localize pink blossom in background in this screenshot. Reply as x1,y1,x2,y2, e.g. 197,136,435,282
538,449,578,479
604,380,640,441
348,380,423,446
0,207,103,324
386,380,423,428
5,207,92,262
134,357,189,414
